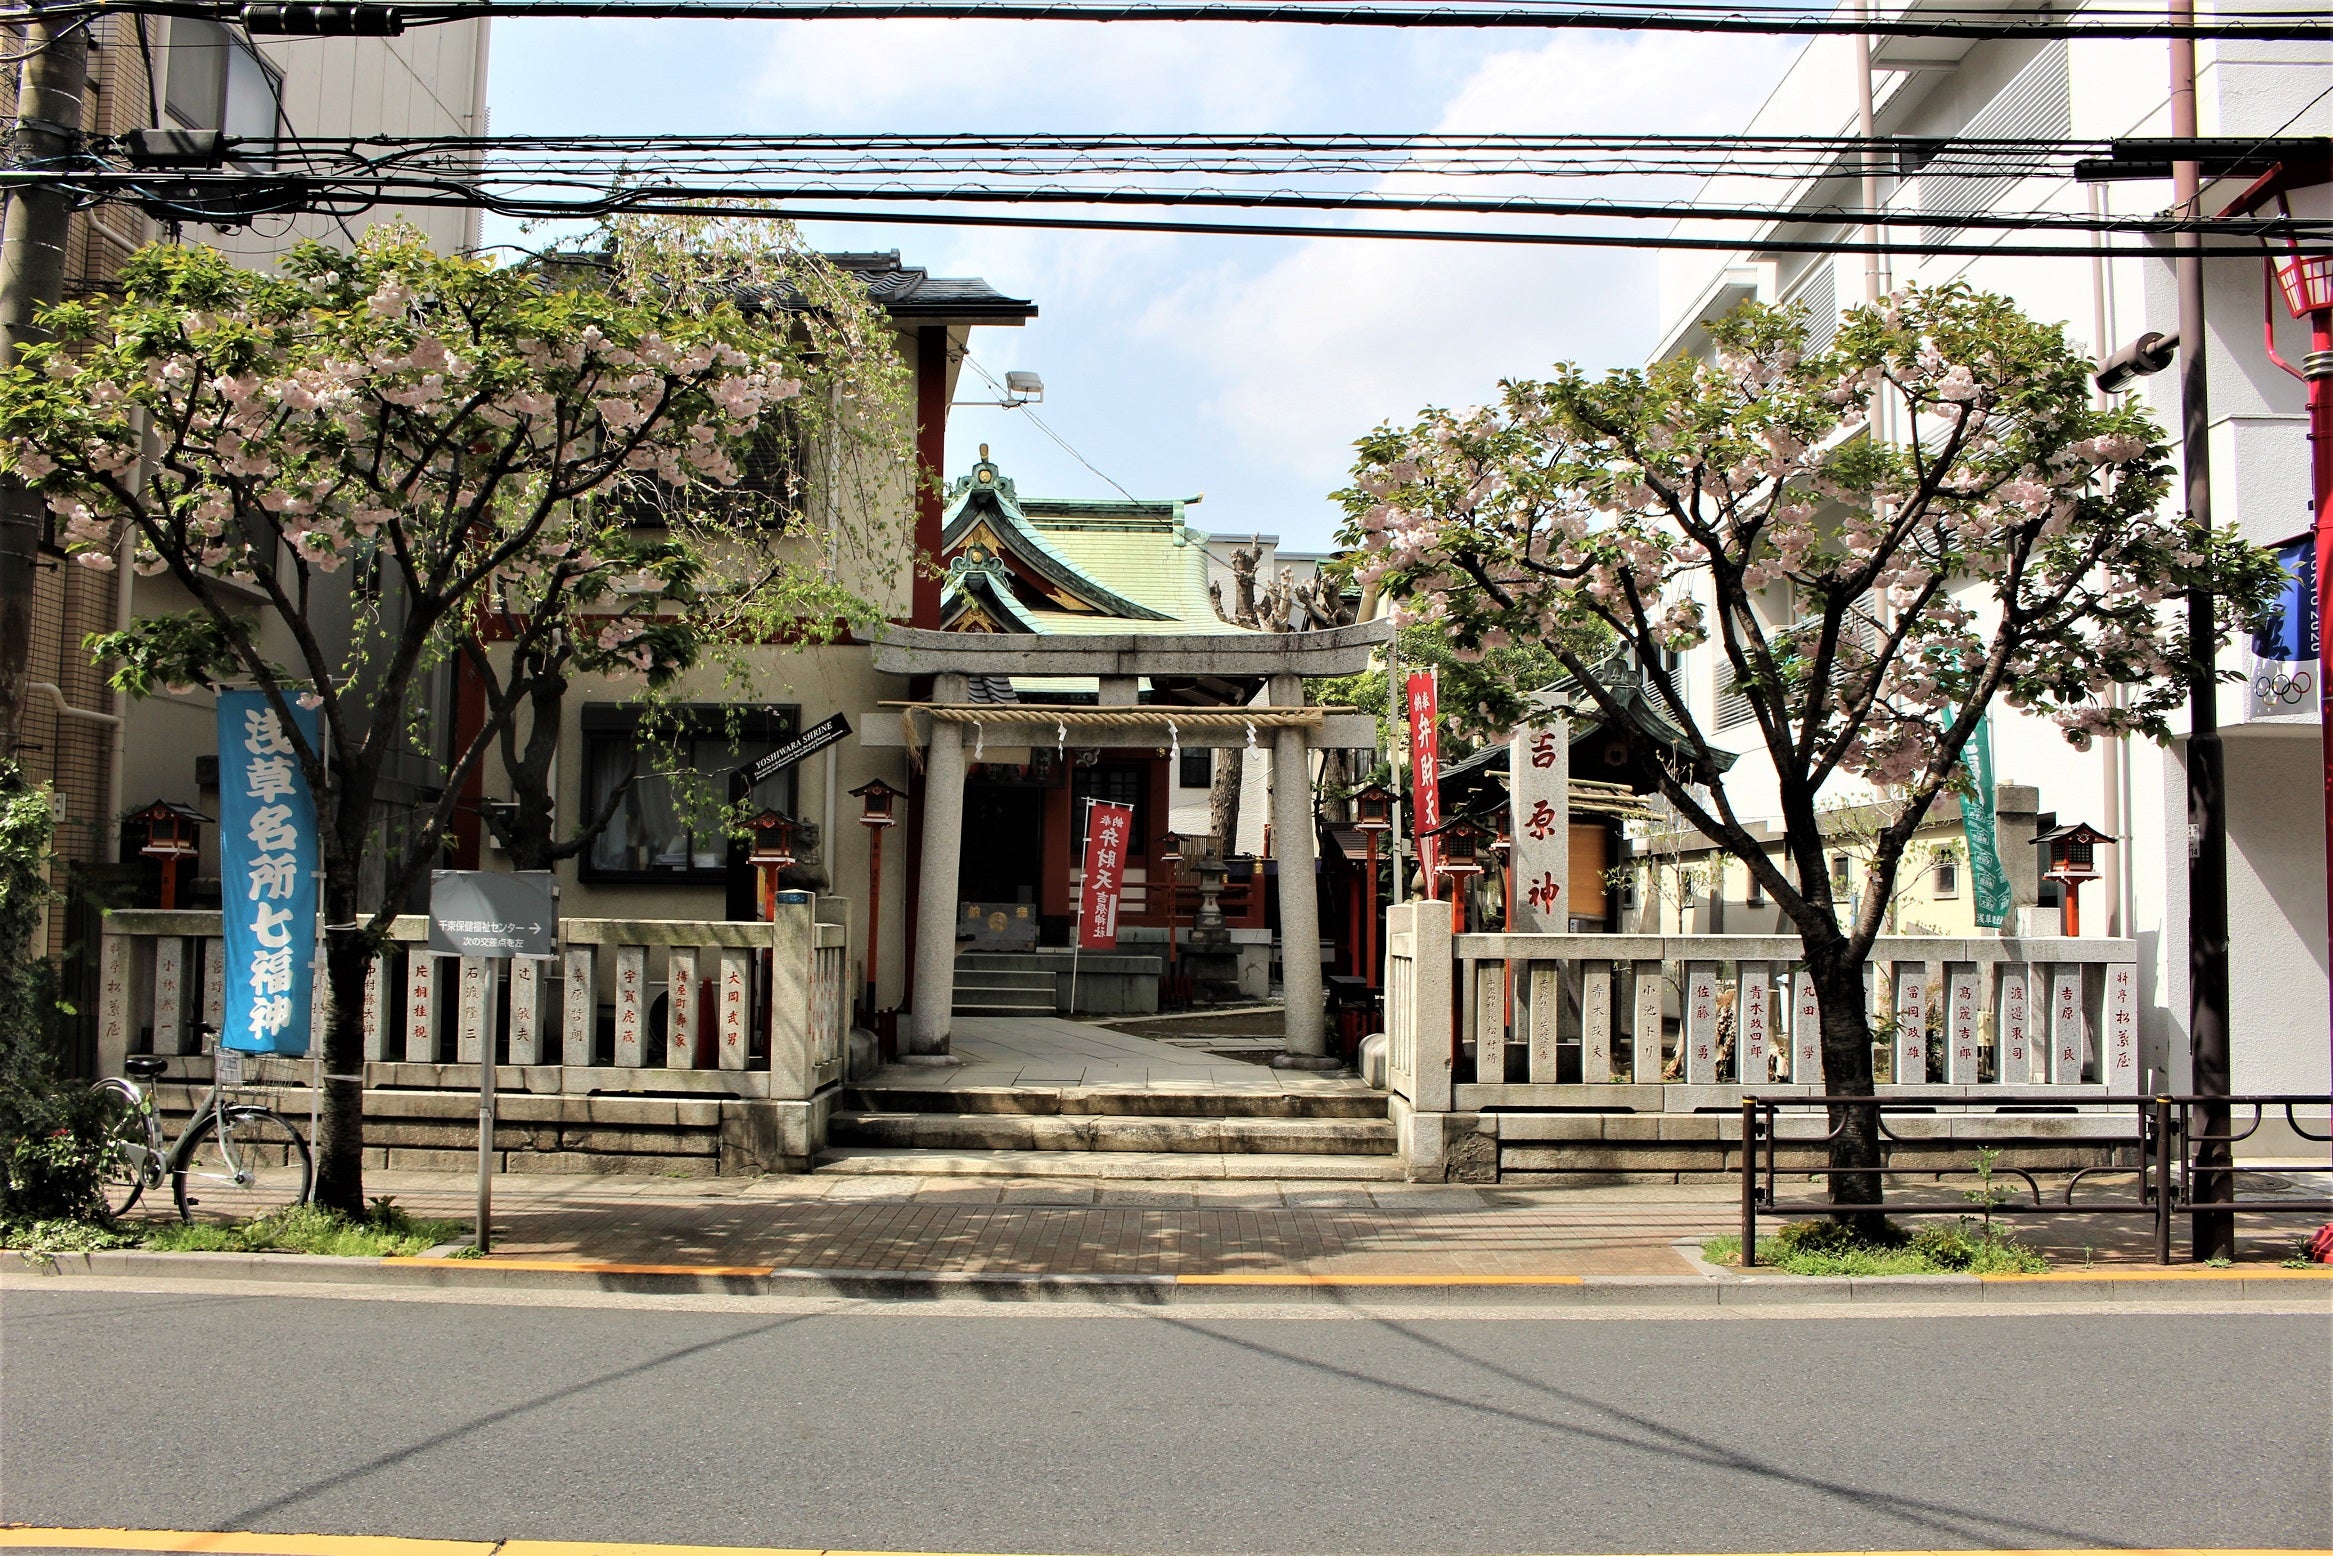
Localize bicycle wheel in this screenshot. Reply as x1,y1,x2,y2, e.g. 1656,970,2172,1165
89,1079,155,1218
173,1107,312,1223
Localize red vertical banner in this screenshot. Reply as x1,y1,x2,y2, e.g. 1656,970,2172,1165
1077,800,1135,949
1405,668,1442,893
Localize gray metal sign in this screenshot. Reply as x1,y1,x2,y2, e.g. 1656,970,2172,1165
428,869,558,959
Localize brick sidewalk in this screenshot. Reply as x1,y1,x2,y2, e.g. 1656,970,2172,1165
145,1170,2320,1278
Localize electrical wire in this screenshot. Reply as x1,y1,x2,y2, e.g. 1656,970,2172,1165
962,350,1142,502
0,0,2326,40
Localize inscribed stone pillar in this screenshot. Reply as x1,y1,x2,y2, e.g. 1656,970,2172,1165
908,672,970,1057
1268,673,1327,1062
1507,719,1570,931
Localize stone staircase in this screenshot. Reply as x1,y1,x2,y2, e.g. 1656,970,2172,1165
952,954,1058,1017
821,1083,1401,1180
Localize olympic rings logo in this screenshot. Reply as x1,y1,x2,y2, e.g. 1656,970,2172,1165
2255,669,2315,706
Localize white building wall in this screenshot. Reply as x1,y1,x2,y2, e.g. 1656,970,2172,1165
1654,4,2332,1096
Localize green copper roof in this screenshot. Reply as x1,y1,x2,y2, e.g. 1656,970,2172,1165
939,455,1256,636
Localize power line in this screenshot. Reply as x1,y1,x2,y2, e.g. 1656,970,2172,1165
20,164,2327,245
3,0,2327,39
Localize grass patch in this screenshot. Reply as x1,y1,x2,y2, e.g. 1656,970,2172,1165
1,1216,140,1256
1704,1217,2049,1276
142,1199,469,1258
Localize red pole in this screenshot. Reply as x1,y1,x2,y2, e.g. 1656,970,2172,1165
2308,304,2332,1095
863,824,884,1019
1364,831,1379,989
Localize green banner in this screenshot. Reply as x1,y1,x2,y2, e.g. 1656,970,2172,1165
1960,715,2013,930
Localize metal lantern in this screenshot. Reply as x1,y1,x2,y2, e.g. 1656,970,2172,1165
1352,782,1395,834
2275,246,2333,318
746,808,799,869
2038,820,2110,937
850,776,903,829
132,799,205,860
1436,818,1484,877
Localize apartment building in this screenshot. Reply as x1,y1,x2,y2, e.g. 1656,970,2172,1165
1648,2,2331,1094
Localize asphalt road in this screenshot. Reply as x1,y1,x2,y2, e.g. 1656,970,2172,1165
2,1285,2328,1554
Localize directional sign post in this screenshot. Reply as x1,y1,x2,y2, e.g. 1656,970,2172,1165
428,869,558,1253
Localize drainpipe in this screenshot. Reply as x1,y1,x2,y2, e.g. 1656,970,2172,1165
1855,1,1884,305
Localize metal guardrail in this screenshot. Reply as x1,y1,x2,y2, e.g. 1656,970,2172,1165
1737,1093,2333,1266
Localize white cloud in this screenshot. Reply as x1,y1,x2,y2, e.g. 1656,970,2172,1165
1128,31,1799,529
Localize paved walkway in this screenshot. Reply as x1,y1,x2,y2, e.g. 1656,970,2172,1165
162,1169,2326,1277
858,1015,1370,1095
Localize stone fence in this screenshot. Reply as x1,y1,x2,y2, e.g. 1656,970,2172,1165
1381,900,2144,1182
96,900,852,1172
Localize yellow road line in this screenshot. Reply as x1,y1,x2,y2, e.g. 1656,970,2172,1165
1980,1268,2333,1282
3,1532,2326,1556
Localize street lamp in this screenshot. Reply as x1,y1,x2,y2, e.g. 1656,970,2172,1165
1352,783,1394,989
849,778,903,1021
2263,230,2333,1130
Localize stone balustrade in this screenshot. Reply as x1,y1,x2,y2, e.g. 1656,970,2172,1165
1382,900,2143,1181
96,900,853,1170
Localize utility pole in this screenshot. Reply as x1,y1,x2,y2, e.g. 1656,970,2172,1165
2168,0,2234,1260
0,3,91,759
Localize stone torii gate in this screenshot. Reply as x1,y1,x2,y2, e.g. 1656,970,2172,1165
866,621,1391,1067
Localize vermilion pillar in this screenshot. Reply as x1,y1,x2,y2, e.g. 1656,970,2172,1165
913,326,949,629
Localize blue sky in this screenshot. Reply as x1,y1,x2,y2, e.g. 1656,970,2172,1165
484,19,1800,551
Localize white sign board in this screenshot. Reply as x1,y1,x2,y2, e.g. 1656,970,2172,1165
1508,719,1570,932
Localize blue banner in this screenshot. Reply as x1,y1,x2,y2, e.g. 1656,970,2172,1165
2247,536,2318,718
217,690,321,1056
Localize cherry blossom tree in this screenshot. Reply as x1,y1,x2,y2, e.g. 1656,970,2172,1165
0,224,847,1213
1340,283,2280,1208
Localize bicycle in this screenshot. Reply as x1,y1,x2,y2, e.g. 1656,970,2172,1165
93,1027,314,1222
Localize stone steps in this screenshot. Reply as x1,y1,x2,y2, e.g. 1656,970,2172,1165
842,1084,1385,1119
829,1110,1396,1156
814,1147,1404,1181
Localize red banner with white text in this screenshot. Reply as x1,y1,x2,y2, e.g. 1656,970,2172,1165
1077,800,1136,949
1405,668,1441,890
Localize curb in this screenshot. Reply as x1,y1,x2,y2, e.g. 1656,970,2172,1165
8,1247,2331,1306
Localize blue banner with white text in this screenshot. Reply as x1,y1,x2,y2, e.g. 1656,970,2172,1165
2247,536,2317,718
217,690,321,1055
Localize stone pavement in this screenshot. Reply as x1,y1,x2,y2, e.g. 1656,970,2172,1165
145,1169,2325,1277
858,1015,1375,1095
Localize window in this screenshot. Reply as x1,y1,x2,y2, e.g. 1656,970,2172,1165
1072,762,1150,858
1934,856,1960,898
165,19,282,156
581,705,798,882
617,412,808,528
1830,854,1852,891
1178,747,1211,790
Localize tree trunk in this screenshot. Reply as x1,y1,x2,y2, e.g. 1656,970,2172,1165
1208,748,1243,856
1804,940,1886,1233
312,887,372,1216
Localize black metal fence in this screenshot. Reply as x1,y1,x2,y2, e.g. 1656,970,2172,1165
1737,1093,2333,1266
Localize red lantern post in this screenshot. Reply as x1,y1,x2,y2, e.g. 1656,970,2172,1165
850,778,902,1022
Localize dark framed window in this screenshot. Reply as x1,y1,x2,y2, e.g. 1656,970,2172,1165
1072,762,1149,858
1177,747,1211,789
580,704,798,883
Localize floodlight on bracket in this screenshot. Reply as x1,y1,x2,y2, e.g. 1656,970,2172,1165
952,369,1044,408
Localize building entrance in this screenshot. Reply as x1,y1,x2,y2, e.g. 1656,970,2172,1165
960,782,1046,907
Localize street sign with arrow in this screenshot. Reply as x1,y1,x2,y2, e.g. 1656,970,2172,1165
428,869,559,959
